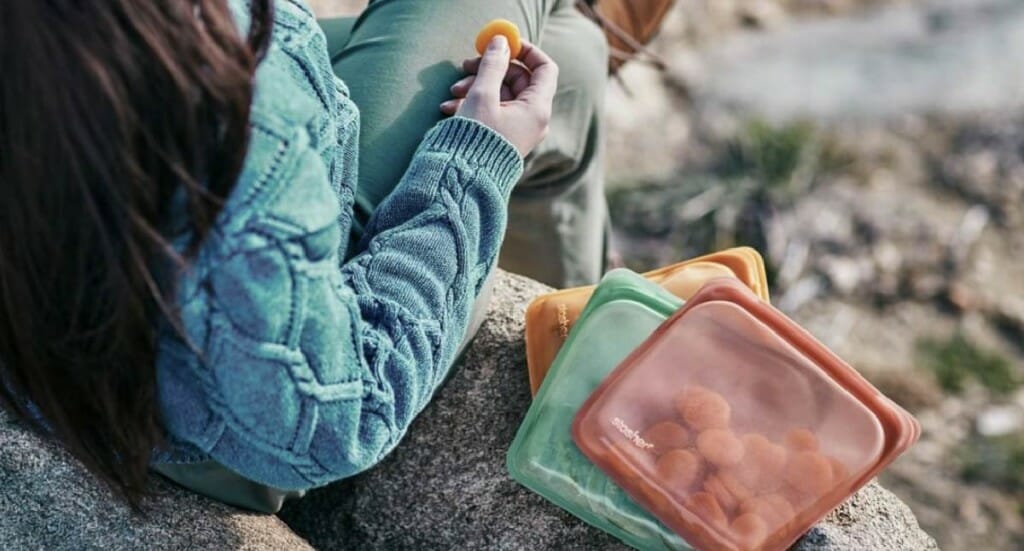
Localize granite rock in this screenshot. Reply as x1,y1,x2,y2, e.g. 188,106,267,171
0,412,312,550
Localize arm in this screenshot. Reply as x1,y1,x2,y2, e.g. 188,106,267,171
193,34,554,491
199,116,520,489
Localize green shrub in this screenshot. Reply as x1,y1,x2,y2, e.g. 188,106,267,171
917,334,1020,395
960,433,1024,493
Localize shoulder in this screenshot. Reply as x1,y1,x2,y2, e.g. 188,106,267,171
215,0,350,237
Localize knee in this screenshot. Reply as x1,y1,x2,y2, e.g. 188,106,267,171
544,11,608,108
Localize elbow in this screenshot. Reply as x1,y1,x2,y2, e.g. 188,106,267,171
207,398,396,491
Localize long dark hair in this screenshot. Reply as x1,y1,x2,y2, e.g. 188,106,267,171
0,0,273,508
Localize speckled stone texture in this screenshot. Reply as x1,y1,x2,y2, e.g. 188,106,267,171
1,270,937,550
0,413,313,550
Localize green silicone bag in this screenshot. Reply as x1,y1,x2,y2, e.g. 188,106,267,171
507,269,693,550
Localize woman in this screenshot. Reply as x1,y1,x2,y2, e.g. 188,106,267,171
0,0,610,513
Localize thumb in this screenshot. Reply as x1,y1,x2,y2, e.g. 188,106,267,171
471,36,510,102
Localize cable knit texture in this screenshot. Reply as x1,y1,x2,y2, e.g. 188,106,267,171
152,0,523,490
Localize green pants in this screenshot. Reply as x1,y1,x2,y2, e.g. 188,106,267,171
155,1,608,514
324,0,609,288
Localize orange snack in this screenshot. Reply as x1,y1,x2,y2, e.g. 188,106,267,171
731,513,769,549
780,483,814,512
674,386,731,431
703,474,742,512
784,451,833,496
696,428,744,467
739,494,795,531
785,428,819,452
733,433,787,490
475,19,523,59
829,456,850,484
642,421,690,455
684,491,729,530
717,470,754,503
655,449,703,489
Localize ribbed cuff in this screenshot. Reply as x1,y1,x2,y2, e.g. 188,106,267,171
421,117,524,197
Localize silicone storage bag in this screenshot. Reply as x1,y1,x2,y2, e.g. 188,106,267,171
571,278,920,551
524,248,769,396
508,269,692,550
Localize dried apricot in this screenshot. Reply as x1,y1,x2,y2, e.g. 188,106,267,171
696,428,744,467
733,433,787,489
642,421,690,455
703,473,743,512
739,494,795,531
828,456,850,485
655,449,703,489
717,470,754,503
731,513,768,549
674,385,731,430
684,491,729,529
784,451,833,497
475,19,523,59
784,428,819,452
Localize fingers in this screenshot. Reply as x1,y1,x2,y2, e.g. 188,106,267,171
441,82,515,114
516,39,558,103
450,64,530,98
450,76,475,98
440,98,464,116
438,89,519,115
464,40,557,103
462,57,481,75
467,35,511,104
507,65,531,97
516,39,553,73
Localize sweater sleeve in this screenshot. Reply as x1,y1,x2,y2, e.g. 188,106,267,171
197,116,522,489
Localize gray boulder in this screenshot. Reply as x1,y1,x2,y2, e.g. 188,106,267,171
1,270,937,550
0,413,313,550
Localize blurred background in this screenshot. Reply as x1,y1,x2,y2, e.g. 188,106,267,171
312,1,1024,549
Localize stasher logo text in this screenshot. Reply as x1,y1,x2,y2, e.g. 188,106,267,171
611,417,654,450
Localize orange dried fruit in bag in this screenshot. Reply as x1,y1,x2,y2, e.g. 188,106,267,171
829,456,851,484
475,19,523,59
784,428,819,452
731,513,769,549
703,474,741,513
739,494,795,531
784,451,833,497
674,385,731,431
642,421,690,455
733,433,787,490
696,428,744,467
655,449,703,489
685,491,729,529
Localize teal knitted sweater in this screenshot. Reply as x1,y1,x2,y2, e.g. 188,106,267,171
152,0,523,490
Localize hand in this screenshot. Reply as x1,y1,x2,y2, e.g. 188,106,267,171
440,36,559,158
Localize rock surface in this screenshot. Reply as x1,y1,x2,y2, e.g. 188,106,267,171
279,270,939,550
0,269,936,549
0,413,313,550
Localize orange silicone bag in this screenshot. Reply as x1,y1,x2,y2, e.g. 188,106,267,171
524,248,769,396
571,278,919,551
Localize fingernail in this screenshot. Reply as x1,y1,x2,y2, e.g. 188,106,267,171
488,35,508,52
